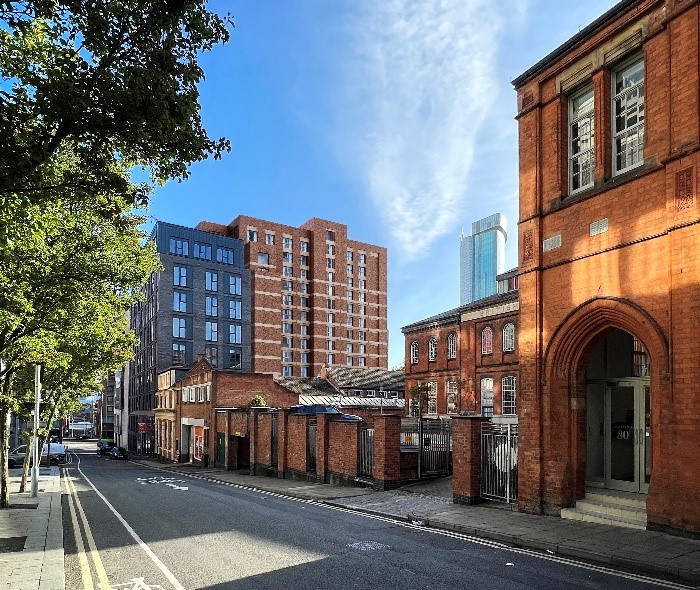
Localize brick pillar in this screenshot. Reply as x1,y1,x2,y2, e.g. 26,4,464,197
452,415,488,505
373,415,401,490
277,409,290,479
316,414,330,483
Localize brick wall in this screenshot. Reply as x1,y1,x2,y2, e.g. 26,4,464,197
327,421,360,482
514,0,700,533
285,414,309,475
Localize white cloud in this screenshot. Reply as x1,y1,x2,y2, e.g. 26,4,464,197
338,0,524,262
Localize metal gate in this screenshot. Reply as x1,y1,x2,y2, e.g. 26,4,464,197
420,418,451,477
271,412,279,468
216,432,225,466
307,420,317,473
360,428,374,477
480,422,518,503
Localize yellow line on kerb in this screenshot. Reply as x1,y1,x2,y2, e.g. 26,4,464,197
66,471,112,590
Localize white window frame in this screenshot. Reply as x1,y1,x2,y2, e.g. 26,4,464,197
446,380,458,415
568,85,595,194
480,378,494,417
447,332,457,359
428,337,437,362
427,382,437,415
502,375,517,416
612,55,645,176
410,341,419,364
481,327,493,355
503,323,516,353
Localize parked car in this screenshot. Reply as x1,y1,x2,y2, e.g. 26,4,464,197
289,404,362,421
96,441,115,456
109,446,129,460
8,443,67,468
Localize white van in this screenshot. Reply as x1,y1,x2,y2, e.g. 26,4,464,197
8,443,68,468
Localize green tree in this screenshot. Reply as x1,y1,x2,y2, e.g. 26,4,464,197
1,0,232,204
249,395,267,408
0,188,160,507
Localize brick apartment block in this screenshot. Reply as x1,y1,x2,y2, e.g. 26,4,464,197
514,0,700,535
197,216,389,377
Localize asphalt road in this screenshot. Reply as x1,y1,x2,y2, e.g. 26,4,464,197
62,451,684,590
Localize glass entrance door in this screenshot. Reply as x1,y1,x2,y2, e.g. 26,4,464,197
605,382,650,493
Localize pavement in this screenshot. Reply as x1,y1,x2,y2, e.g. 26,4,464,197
2,458,700,590
0,466,64,590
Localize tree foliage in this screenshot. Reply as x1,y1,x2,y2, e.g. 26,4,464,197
249,395,267,408
0,0,231,506
1,0,232,205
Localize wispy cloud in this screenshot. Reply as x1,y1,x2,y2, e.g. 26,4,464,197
337,0,525,262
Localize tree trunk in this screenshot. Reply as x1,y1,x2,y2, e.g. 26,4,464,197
0,405,10,508
19,433,31,493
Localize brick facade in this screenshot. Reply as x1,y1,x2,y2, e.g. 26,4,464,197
514,0,700,534
196,215,389,377
403,292,519,419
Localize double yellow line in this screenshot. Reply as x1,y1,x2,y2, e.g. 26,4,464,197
65,470,112,590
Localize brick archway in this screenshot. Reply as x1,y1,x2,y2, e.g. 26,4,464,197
544,297,669,384
537,297,669,510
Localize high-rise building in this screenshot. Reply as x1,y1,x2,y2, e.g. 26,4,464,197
127,221,251,453
459,213,507,305
127,216,388,454
196,216,389,377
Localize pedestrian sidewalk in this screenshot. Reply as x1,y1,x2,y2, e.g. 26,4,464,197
0,467,64,590
139,459,700,586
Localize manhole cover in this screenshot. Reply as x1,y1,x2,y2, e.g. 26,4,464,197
348,541,390,551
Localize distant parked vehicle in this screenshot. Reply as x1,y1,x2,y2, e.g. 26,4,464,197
110,446,129,460
8,444,67,468
97,441,115,456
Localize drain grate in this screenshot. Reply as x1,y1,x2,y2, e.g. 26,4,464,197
348,541,390,551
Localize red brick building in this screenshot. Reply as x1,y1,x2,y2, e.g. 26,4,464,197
154,359,404,466
403,273,519,419
513,0,700,534
196,216,388,377
154,357,301,464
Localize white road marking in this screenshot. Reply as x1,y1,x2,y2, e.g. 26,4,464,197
73,456,187,590
138,462,695,590
136,477,188,491
112,578,165,589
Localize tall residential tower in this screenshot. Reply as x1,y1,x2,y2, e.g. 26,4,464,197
460,213,507,305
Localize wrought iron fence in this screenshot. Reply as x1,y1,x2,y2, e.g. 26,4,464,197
480,422,518,503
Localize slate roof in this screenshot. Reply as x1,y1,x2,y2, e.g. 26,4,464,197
402,289,519,333
272,376,339,397
324,366,405,392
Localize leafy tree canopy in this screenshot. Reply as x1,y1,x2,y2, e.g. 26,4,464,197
0,0,233,205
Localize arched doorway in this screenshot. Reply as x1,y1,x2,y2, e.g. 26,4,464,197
540,297,669,510
584,329,651,494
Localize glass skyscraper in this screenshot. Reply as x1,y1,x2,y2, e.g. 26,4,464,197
460,213,507,305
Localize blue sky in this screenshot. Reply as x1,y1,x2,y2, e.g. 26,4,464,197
146,0,619,369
